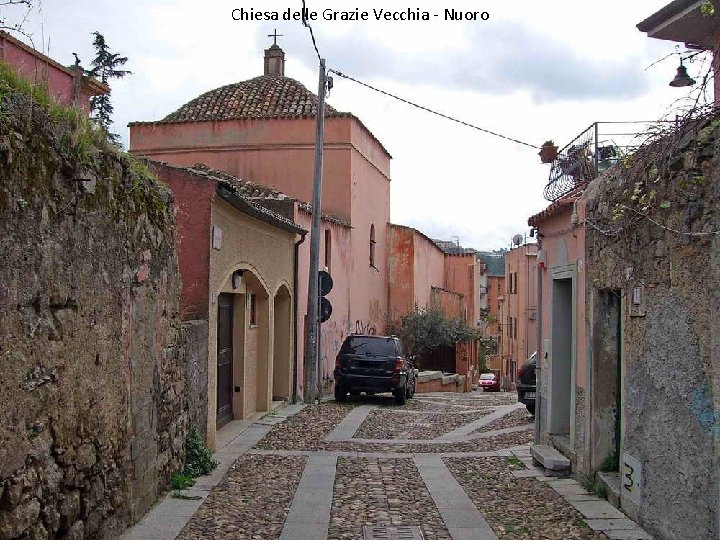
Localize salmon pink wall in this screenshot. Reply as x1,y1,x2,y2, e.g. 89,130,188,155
534,201,587,389
444,255,477,324
349,134,390,334
387,225,415,317
130,111,392,400
0,33,98,112
501,244,538,369
294,211,353,396
151,164,214,321
386,225,446,319
413,233,446,310
129,116,390,222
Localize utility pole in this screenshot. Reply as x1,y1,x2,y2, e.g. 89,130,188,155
304,58,327,404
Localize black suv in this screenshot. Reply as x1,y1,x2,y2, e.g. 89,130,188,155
334,334,416,405
516,352,537,415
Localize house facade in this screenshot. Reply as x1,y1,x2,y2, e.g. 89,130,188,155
386,225,479,391
130,44,390,401
0,30,108,113
528,191,589,470
499,243,538,390
476,251,505,373
527,5,720,530
151,162,305,449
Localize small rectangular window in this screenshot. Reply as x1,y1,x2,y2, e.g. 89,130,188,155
514,273,518,294
249,294,257,326
324,229,332,272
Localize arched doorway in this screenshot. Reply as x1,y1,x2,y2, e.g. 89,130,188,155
273,285,292,400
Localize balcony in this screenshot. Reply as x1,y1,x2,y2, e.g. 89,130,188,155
543,121,673,202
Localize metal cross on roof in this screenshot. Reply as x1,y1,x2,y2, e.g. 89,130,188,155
268,29,283,46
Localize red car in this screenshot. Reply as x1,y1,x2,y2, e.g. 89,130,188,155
479,373,500,392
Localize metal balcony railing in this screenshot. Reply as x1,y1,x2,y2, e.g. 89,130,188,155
543,121,674,202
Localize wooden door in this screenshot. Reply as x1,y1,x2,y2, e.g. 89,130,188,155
216,294,234,429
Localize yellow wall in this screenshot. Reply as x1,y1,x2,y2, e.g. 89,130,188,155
206,196,297,448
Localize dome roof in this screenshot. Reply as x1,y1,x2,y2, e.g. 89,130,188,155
162,75,344,123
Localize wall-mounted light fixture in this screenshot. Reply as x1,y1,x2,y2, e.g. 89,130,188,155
232,269,245,290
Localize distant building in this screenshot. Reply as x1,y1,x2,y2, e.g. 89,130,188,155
150,162,305,448
387,225,479,391
476,251,506,373
499,243,538,390
0,30,108,113
130,44,390,408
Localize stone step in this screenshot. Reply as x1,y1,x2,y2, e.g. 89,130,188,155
531,444,571,472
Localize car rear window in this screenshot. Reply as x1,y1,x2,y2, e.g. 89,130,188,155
480,374,496,380
341,337,397,356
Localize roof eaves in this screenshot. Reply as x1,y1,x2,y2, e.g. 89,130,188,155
637,0,701,32
216,184,306,235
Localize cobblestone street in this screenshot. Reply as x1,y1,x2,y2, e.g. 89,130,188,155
125,391,651,540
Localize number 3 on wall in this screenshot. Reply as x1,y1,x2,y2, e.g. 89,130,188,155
623,463,635,493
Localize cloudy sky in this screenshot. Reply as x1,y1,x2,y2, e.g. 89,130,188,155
4,0,710,250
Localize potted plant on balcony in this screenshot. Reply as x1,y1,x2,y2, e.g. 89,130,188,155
539,140,558,164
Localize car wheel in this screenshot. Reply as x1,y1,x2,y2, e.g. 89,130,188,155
394,385,407,405
407,376,416,398
350,390,361,397
335,384,347,402
526,404,535,415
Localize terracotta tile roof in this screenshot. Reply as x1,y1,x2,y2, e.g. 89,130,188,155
162,76,345,122
128,75,392,158
157,161,350,228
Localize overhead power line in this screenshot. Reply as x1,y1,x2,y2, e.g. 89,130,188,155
300,0,322,62
329,69,539,150
295,2,538,150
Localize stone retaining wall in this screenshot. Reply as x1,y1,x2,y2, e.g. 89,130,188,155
583,115,720,540
0,85,187,538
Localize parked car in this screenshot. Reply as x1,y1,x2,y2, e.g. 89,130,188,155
517,352,537,415
334,334,416,405
479,373,500,392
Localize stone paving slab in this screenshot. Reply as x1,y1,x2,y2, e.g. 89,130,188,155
279,455,337,539
604,530,654,540
437,403,524,440
511,467,547,478
569,500,628,520
325,404,376,441
585,519,650,532
415,455,498,540
337,424,533,446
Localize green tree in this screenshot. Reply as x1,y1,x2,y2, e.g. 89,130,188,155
388,306,480,367
85,31,131,143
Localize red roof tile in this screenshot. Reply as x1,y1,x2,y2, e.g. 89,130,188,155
162,75,345,122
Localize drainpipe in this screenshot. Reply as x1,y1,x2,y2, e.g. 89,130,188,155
535,238,544,444
292,231,308,404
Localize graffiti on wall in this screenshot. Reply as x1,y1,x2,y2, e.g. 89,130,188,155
355,319,377,335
